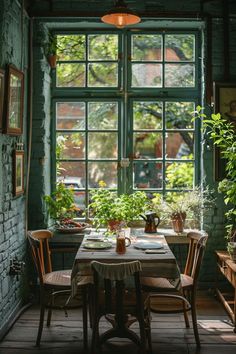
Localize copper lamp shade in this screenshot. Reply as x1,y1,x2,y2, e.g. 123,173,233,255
101,0,141,28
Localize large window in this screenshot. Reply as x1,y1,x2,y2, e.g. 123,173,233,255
53,31,201,216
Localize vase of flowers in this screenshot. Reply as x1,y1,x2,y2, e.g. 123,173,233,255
151,187,214,232
171,212,187,233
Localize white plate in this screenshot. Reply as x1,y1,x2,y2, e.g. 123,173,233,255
134,241,163,250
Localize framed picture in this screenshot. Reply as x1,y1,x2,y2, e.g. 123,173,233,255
5,65,24,135
213,82,236,181
0,69,4,132
13,150,24,196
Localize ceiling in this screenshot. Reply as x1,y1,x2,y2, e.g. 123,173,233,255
26,0,236,18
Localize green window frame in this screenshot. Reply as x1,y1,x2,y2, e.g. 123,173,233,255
52,29,202,217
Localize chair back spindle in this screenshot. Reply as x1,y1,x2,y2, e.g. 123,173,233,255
184,231,208,285
28,230,53,284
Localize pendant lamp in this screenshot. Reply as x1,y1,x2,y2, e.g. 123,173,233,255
101,0,141,29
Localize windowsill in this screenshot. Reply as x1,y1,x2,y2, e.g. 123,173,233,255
50,226,191,247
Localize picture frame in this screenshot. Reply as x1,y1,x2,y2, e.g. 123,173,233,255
5,65,24,135
13,150,24,196
0,69,4,132
213,82,236,181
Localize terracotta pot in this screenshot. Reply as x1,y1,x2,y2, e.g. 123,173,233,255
47,54,57,68
171,212,186,233
108,220,125,232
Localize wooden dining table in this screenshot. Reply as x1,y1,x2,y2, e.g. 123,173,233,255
71,229,181,296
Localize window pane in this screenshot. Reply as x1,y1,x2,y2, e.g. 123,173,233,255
56,162,85,184
165,64,194,87
132,64,162,87
57,63,85,87
165,34,195,61
56,102,85,130
133,133,162,158
166,132,194,159
88,162,117,188
56,133,85,159
88,102,118,129
165,162,194,189
133,162,163,189
88,132,118,159
165,102,194,129
88,63,118,87
132,34,162,61
88,34,118,60
73,191,86,216
133,102,163,130
57,35,86,61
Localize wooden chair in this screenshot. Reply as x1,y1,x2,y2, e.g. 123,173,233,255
90,260,152,353
28,229,92,348
141,230,208,347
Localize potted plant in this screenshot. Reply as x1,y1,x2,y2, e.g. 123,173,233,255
44,33,58,68
165,195,188,233
151,187,213,233
88,181,149,230
195,106,236,260
44,182,85,231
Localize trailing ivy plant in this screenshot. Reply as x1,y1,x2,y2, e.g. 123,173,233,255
195,106,236,242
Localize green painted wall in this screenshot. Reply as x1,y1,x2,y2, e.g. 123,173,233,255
0,0,29,339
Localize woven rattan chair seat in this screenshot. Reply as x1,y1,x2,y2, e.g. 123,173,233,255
141,276,175,290
43,269,72,287
141,273,193,291
43,270,93,288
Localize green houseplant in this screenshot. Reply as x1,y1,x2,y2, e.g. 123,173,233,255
195,106,236,259
88,181,149,230
44,182,82,229
44,33,58,68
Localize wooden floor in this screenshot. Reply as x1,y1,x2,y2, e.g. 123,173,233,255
0,290,236,354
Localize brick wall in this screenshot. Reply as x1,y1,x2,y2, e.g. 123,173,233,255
0,0,29,338
28,20,51,230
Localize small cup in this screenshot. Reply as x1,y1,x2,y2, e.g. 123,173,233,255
116,230,131,254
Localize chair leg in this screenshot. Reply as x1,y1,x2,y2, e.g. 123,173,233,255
46,295,53,327
139,320,147,354
91,318,100,354
138,313,147,354
88,284,94,329
183,299,190,328
36,300,45,346
190,294,200,347
180,289,189,328
82,286,88,352
146,327,152,354
145,314,152,353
